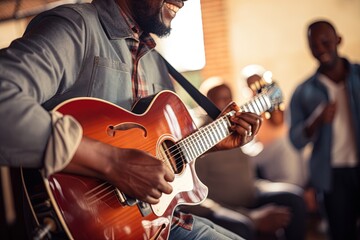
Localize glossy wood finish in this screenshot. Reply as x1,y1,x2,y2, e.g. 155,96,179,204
46,91,208,240
22,85,283,239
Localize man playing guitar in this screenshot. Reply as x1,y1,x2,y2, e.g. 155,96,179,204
0,0,262,239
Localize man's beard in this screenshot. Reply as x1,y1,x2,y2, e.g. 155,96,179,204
131,1,171,37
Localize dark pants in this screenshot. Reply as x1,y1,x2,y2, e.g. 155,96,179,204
319,167,360,240
253,190,307,240
208,187,307,240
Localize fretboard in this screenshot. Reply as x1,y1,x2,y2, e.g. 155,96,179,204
178,93,272,163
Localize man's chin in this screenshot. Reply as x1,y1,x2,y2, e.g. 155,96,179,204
156,29,171,38
138,17,171,37
319,60,337,69
150,25,171,37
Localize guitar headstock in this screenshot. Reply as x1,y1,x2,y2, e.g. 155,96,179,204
260,82,283,112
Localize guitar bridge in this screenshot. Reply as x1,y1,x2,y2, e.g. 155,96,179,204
115,189,152,217
115,188,138,206
137,201,152,217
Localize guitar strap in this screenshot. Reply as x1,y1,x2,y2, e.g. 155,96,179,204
161,56,221,120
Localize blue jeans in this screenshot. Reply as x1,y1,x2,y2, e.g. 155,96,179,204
169,215,244,240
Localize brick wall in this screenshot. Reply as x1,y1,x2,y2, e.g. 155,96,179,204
200,0,233,83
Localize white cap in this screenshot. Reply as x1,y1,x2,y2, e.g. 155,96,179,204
241,64,273,85
199,76,225,96
240,64,267,80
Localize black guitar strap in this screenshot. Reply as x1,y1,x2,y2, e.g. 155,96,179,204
161,56,221,120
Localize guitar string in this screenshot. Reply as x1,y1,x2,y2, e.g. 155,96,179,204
84,181,109,196
128,93,271,166
155,93,272,167
116,92,274,169
160,92,277,173
85,182,134,207
86,183,114,204
83,91,277,201
88,189,118,206
81,116,232,202
84,107,258,203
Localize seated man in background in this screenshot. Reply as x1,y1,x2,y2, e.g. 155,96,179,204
241,66,323,233
182,77,307,240
240,65,308,188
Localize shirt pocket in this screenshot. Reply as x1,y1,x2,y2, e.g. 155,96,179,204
89,56,133,110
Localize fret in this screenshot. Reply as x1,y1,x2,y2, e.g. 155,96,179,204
181,128,214,161
258,96,267,111
178,140,188,162
195,131,206,153
261,95,271,109
240,94,272,115
215,121,223,139
200,128,211,149
192,134,202,157
177,83,281,164
197,129,205,150
246,102,254,114
194,134,204,157
200,130,209,151
209,135,215,147
201,129,212,149
247,103,253,112
191,132,200,154
215,120,225,140
254,97,264,113
182,144,191,163
211,121,221,142
242,104,249,112
224,115,232,126
248,103,255,113
252,102,258,113
184,138,196,161
189,136,200,158
182,87,277,162
261,96,269,111
201,125,215,152
219,118,229,137
207,124,217,146
249,101,258,114
252,100,261,115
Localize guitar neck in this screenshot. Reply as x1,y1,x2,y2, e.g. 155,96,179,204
178,93,272,162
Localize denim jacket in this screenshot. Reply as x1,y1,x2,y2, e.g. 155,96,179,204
289,59,360,191
0,0,174,168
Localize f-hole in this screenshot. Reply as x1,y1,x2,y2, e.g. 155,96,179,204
160,140,185,174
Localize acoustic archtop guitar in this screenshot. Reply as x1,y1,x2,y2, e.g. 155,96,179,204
21,83,282,240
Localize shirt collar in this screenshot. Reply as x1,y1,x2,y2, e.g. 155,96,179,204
118,6,156,49
92,0,134,39
92,0,156,48
119,6,143,39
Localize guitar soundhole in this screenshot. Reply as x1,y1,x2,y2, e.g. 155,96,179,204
160,140,185,174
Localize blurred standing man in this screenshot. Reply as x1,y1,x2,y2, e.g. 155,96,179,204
289,19,360,240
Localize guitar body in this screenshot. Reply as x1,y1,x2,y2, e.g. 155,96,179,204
22,91,208,240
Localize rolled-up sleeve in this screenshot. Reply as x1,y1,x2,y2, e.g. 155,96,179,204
43,111,82,177
0,7,86,169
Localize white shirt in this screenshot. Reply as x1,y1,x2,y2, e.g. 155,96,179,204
318,74,357,167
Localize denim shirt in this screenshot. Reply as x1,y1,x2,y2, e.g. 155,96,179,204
0,0,174,168
289,59,360,191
